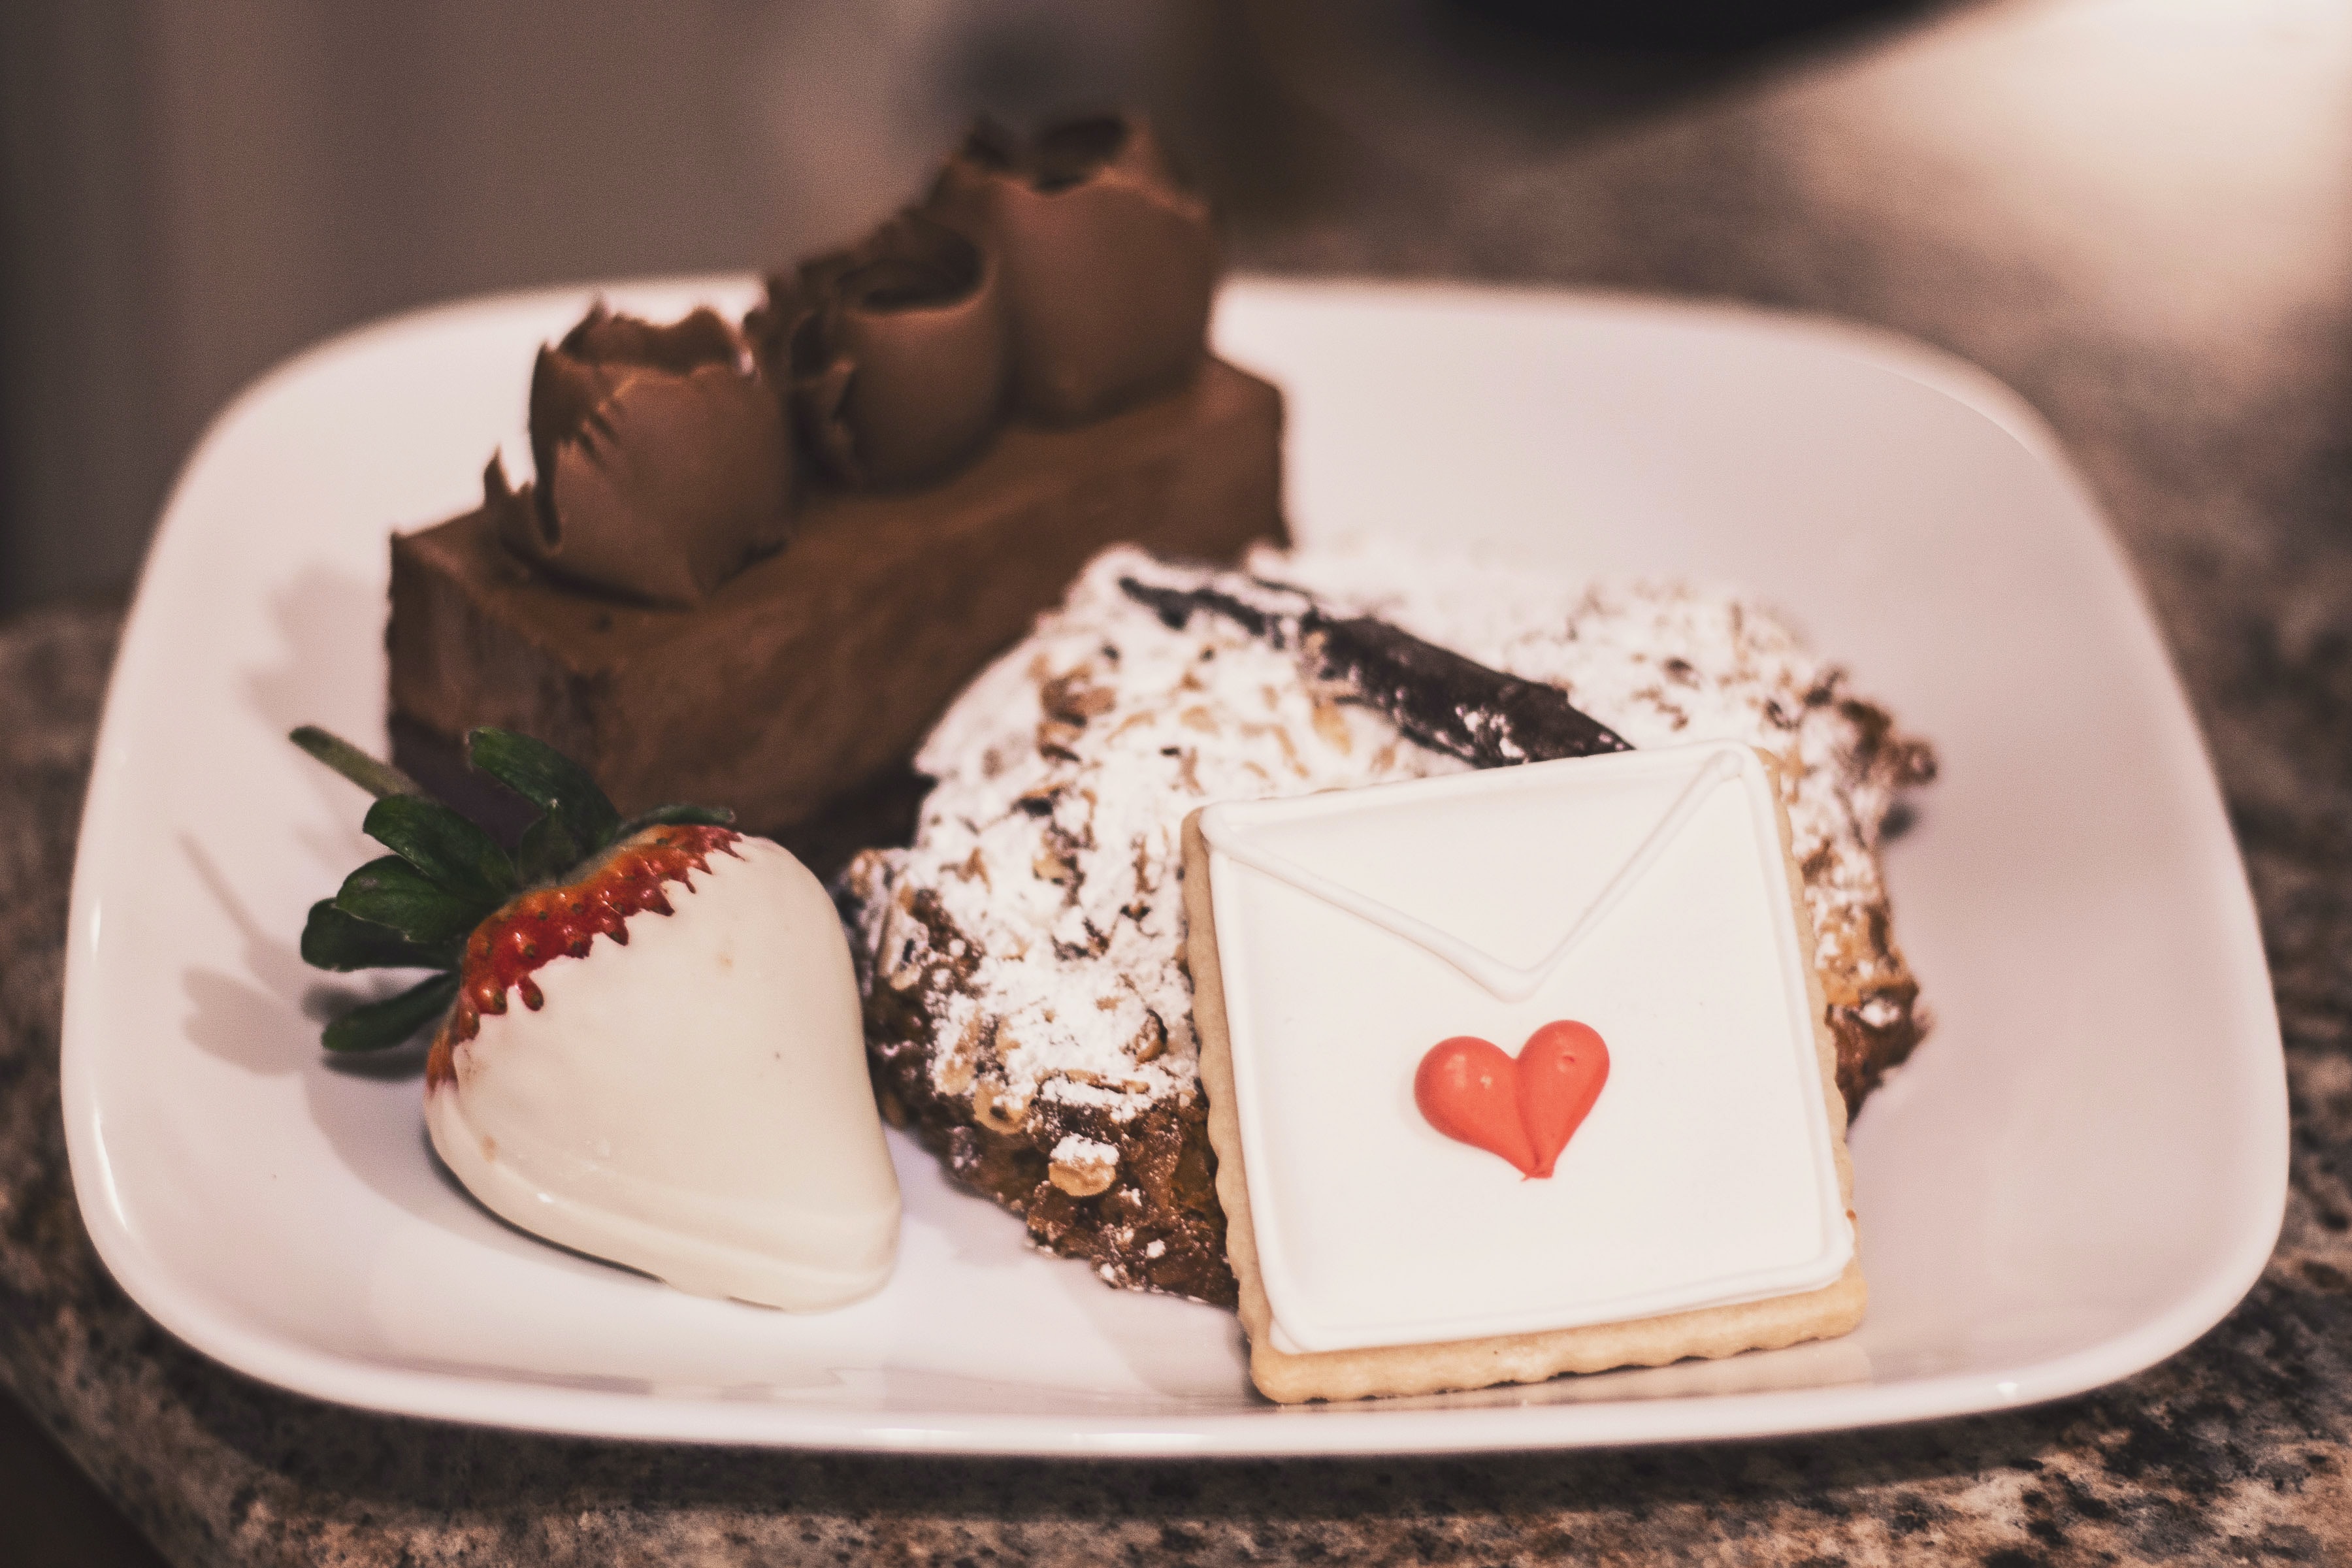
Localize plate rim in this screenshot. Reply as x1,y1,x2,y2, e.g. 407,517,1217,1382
59,274,2289,1456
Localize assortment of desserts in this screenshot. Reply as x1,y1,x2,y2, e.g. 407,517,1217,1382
297,113,1936,1403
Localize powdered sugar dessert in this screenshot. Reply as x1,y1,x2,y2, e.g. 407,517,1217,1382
845,543,1935,1306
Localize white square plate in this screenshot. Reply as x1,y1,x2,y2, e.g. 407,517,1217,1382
61,278,2286,1454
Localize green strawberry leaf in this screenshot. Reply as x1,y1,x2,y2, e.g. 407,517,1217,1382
289,725,427,800
363,794,516,906
613,802,737,838
323,971,459,1053
336,856,495,945
299,899,459,972
514,812,583,888
465,727,620,854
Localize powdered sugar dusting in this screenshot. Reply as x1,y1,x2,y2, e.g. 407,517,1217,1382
849,542,1929,1137
1277,543,1923,988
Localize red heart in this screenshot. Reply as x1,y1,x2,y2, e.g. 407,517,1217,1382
1413,1022,1610,1179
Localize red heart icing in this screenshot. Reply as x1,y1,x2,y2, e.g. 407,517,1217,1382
1413,1022,1610,1179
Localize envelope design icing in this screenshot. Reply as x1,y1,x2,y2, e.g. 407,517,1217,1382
1189,740,1858,1373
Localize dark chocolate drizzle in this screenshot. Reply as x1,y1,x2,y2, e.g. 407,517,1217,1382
928,112,1215,425
1118,574,1633,766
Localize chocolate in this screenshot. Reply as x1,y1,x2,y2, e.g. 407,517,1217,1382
752,210,1008,490
504,304,792,608
929,114,1216,425
554,303,739,374
1118,575,1635,764
389,358,1286,840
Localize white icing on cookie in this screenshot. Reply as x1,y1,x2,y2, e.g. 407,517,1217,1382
1201,745,1743,1002
1201,743,1853,1354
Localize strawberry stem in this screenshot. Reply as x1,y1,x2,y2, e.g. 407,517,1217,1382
291,726,427,800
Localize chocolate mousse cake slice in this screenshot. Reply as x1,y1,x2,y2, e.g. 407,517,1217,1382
389,356,1282,849
387,112,1284,854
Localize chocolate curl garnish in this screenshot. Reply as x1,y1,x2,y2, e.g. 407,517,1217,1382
1119,574,1633,766
483,451,536,554
752,210,1007,489
929,113,1216,425
505,304,793,608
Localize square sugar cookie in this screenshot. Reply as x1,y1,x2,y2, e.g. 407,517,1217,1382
1182,740,1865,1404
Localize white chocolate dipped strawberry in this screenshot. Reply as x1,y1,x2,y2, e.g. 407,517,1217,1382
293,726,899,1310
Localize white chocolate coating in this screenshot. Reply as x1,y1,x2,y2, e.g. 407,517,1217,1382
427,836,900,1310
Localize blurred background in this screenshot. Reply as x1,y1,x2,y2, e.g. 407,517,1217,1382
7,0,2351,621
4,0,1942,615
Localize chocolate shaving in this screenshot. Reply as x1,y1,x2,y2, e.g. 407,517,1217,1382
752,209,1007,489
1117,575,1632,766
508,303,792,608
929,112,1215,425
558,304,740,374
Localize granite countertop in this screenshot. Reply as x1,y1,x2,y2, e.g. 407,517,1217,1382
10,1,2352,1562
